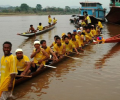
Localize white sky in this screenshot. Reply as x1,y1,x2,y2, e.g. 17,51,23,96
0,0,110,9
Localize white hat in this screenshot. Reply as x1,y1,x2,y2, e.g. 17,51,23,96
15,48,23,53
77,30,81,33
34,41,40,45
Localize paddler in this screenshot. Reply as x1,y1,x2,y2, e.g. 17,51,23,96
15,48,31,76
64,36,79,55
40,40,58,63
48,15,52,26
29,25,36,33
0,41,17,99
31,41,49,72
53,37,66,59
50,35,60,48
85,14,91,26
53,17,57,24
61,33,66,43
37,23,43,31
73,29,77,36
67,32,72,40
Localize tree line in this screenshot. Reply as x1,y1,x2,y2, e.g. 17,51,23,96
0,3,79,14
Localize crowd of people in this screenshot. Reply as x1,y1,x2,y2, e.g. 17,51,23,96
0,15,105,99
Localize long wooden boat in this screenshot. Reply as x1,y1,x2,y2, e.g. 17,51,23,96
17,24,56,37
15,43,90,86
105,34,120,43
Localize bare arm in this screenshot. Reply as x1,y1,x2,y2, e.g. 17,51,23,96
50,43,53,48
50,48,58,60
31,51,37,58
62,44,66,55
23,62,31,73
8,74,15,91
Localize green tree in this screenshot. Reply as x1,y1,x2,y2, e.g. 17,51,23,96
65,6,70,12
36,4,42,11
15,6,21,12
20,3,29,12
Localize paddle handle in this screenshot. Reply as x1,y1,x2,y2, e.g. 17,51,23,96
16,75,32,78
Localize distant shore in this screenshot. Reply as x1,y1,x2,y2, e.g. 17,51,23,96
0,12,79,16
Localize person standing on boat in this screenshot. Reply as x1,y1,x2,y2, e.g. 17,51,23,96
29,25,36,33
31,41,49,72
37,23,43,31
85,14,91,26
0,41,17,99
40,40,58,63
53,17,57,24
53,37,66,59
48,15,52,26
15,49,31,76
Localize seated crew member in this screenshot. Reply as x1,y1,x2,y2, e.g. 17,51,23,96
37,23,43,31
15,49,31,76
61,33,66,44
73,29,77,36
81,20,86,27
67,32,72,40
48,15,52,26
29,25,36,33
40,40,58,62
91,25,97,37
70,34,81,49
98,21,103,33
76,30,84,49
64,36,79,55
31,41,49,72
53,17,57,24
50,35,60,48
53,37,66,59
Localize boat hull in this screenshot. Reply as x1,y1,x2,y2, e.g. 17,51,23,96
106,7,120,24
18,24,56,37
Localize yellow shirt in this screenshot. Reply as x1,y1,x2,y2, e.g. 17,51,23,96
85,32,93,40
33,48,45,65
91,29,96,36
53,19,57,24
43,46,51,56
61,39,65,44
0,54,17,92
48,18,52,23
81,21,86,26
16,55,30,71
75,34,84,45
70,39,80,48
37,25,43,31
54,43,64,54
87,16,91,23
64,42,75,52
98,21,103,28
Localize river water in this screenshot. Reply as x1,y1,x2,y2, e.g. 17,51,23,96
0,15,120,100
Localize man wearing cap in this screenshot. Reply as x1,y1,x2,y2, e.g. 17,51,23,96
15,49,31,76
31,41,49,72
73,30,77,36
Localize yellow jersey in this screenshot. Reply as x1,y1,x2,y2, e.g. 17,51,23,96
85,32,93,40
61,39,65,44
81,21,86,26
33,48,45,65
43,46,51,56
53,19,57,24
0,54,17,93
16,55,30,71
91,29,96,36
48,18,52,23
98,21,103,28
87,16,91,23
37,25,43,31
64,42,75,52
70,39,80,48
54,43,65,54
75,34,84,45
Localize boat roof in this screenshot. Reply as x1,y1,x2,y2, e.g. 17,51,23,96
80,2,102,5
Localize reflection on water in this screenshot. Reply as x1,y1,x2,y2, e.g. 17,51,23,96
0,15,120,100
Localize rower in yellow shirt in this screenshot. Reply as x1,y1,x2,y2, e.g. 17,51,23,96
98,21,103,33
67,32,72,40
40,40,58,62
61,33,66,44
70,34,81,49
64,36,79,54
77,30,84,48
53,17,57,24
81,20,86,27
50,35,60,48
15,48,31,76
37,23,43,31
31,41,49,72
48,15,52,26
53,37,66,59
0,41,17,99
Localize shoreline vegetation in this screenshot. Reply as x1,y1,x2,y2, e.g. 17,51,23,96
0,3,80,16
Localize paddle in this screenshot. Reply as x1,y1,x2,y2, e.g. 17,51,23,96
16,75,32,78
71,52,88,56
44,65,57,68
65,55,81,60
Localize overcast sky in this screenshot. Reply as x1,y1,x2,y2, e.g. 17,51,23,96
0,0,110,8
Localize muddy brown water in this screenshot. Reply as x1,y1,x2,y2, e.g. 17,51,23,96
0,15,120,100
